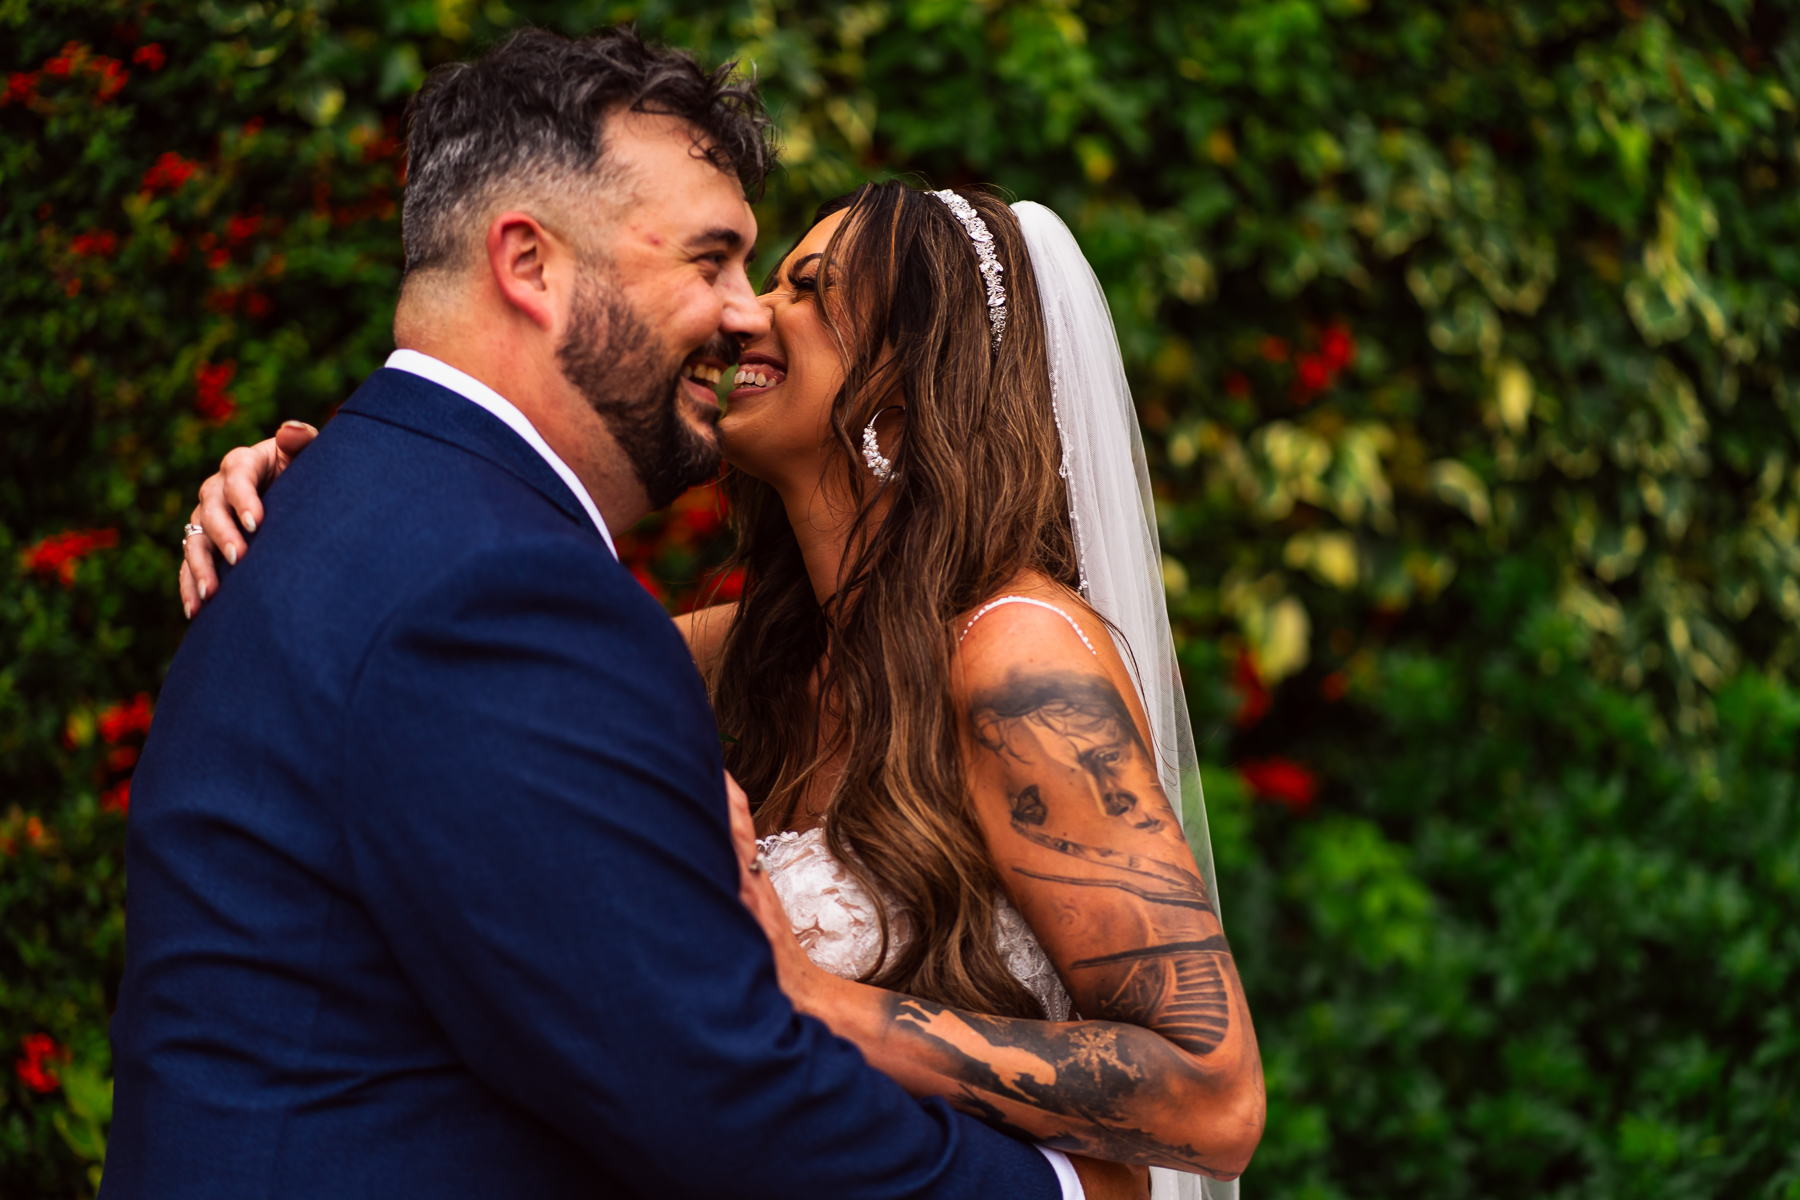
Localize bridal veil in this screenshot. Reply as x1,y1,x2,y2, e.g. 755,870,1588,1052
1012,201,1236,1200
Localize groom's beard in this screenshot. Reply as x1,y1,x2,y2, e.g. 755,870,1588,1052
557,268,723,511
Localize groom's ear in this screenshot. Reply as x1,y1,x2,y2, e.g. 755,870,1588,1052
485,211,561,332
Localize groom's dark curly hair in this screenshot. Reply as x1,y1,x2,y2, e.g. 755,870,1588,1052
400,27,775,278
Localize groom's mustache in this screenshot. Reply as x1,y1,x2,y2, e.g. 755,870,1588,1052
682,334,741,379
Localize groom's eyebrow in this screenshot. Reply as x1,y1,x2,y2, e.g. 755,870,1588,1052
688,227,751,259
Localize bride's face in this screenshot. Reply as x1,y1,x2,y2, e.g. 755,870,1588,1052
717,210,851,489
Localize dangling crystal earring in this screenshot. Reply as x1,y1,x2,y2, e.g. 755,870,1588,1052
861,406,903,484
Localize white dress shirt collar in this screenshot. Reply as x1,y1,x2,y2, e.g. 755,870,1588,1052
384,349,617,560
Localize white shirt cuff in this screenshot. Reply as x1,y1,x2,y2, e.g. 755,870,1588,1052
1036,1146,1086,1200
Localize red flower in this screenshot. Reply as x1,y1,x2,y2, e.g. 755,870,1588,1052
630,564,665,602
677,504,722,538
361,133,402,163
15,1034,66,1094
2,72,39,106
1320,325,1357,370
132,43,166,71
92,56,128,101
1258,336,1290,363
226,211,262,243
23,528,119,586
1238,757,1318,812
1223,371,1251,399
44,56,73,78
1319,671,1349,702
70,229,119,257
98,693,154,743
142,151,197,193
244,291,272,317
710,566,746,602
101,779,132,817
241,116,263,137
1295,353,1333,393
24,816,50,850
107,745,140,771
1231,647,1271,729
195,360,237,422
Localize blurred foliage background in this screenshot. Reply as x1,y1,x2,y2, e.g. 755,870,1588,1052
4,0,1799,1195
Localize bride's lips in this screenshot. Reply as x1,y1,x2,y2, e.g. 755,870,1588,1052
727,352,786,402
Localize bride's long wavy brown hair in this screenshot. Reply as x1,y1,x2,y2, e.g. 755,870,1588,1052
710,181,1080,1020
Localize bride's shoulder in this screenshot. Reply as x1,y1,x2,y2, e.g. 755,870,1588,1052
672,602,740,677
952,573,1104,680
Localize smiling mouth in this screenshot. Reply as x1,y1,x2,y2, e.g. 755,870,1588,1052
730,357,787,395
682,361,726,388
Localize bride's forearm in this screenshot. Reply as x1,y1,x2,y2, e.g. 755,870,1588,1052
792,971,1261,1178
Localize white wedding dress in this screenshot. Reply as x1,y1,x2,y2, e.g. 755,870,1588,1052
759,825,1207,1200
759,825,1075,1022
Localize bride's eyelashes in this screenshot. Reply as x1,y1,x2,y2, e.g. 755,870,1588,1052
790,272,819,298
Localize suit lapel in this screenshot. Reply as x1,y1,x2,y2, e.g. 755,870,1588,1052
337,368,596,532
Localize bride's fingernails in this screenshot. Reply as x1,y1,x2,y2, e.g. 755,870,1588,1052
198,581,208,601
241,512,257,533
182,600,193,619
225,544,238,566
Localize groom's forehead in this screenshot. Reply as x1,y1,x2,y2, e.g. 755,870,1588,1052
602,111,756,239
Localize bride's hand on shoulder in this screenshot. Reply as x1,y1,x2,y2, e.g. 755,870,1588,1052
179,420,318,618
723,772,831,1008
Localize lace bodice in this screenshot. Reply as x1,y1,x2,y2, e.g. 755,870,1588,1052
758,827,1073,1021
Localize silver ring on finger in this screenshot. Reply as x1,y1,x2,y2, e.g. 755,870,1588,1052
182,523,204,543
748,851,768,875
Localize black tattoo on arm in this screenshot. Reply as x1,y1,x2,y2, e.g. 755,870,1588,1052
1082,947,1232,1056
1007,823,1215,913
887,994,1244,1177
971,665,1237,1056
1009,783,1048,826
973,670,1167,832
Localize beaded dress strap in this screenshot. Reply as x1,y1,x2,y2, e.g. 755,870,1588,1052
958,596,1097,655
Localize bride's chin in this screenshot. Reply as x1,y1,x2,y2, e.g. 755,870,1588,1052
714,433,768,483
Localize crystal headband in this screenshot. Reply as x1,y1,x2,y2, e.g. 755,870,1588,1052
930,189,1007,349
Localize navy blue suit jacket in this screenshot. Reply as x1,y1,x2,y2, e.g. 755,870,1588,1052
107,368,1058,1199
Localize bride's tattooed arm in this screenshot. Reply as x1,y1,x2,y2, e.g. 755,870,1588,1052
969,668,1234,1055
780,605,1264,1178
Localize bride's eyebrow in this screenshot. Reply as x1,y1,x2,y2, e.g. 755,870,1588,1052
760,250,822,296
787,253,823,284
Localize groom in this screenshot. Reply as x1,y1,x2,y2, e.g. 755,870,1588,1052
107,28,1090,1200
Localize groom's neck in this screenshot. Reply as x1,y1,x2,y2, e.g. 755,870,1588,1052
395,290,651,536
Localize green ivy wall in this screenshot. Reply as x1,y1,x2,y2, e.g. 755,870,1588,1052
3,0,1797,1195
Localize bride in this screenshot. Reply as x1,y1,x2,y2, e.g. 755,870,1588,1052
180,182,1265,1197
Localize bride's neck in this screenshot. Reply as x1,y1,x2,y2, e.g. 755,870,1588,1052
778,472,894,611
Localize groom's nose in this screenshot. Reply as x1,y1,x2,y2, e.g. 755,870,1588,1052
718,260,770,346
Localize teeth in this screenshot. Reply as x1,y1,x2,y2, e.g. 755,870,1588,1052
686,364,724,385
732,368,778,388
